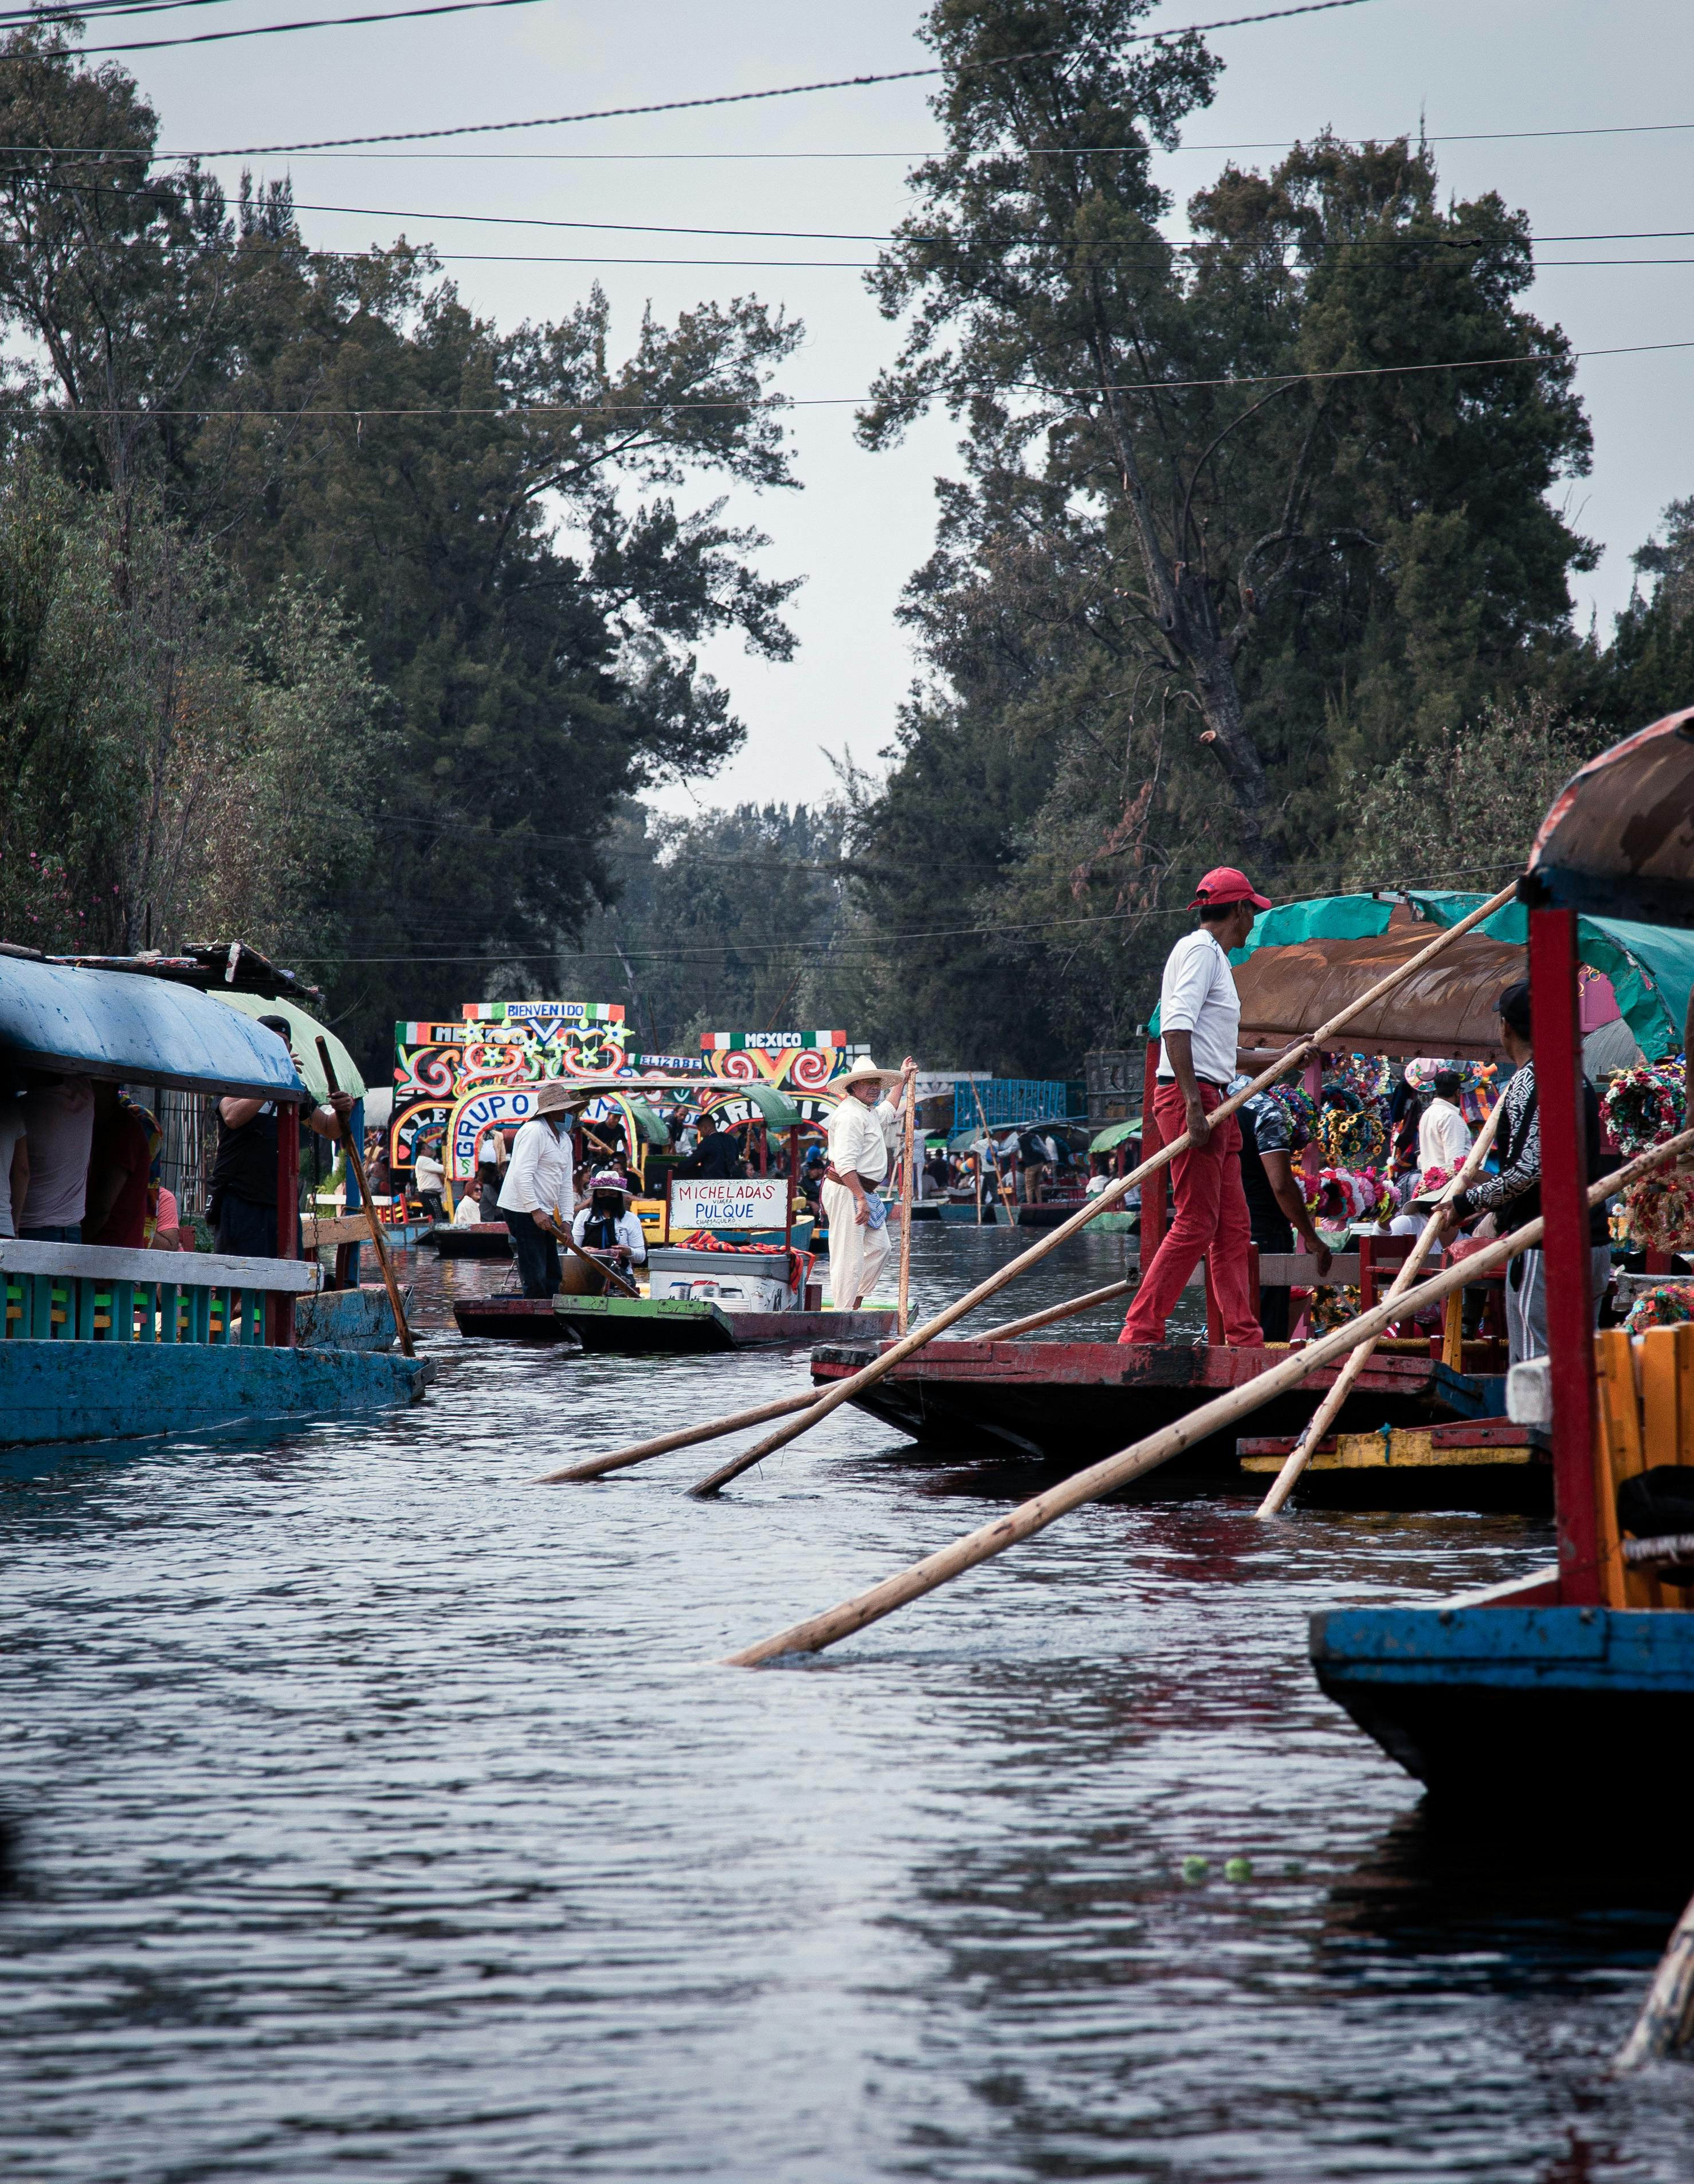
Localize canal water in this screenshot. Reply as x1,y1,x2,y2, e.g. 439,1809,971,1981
3,1222,1688,2181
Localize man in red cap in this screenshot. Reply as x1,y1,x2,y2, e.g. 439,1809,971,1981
1120,866,1271,1349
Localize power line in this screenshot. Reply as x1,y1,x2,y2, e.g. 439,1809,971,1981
9,335,1688,423
33,0,549,57
151,0,1390,157
36,179,1694,253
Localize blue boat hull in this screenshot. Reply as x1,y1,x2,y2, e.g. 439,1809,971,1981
0,1339,432,1450
1310,1600,1694,1803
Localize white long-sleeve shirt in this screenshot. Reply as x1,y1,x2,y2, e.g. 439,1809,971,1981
497,1117,575,1221
571,1205,648,1263
827,1093,896,1184
1156,928,1241,1087
1418,1097,1472,1176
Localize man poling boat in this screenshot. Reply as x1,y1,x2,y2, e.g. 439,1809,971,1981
1119,866,1270,1349
496,1080,584,1298
821,1054,916,1313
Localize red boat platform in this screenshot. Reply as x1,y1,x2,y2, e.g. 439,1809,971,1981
807,1338,1502,1475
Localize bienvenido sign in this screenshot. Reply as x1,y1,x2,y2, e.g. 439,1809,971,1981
670,1178,790,1234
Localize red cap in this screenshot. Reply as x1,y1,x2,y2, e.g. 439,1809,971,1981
1190,865,1271,912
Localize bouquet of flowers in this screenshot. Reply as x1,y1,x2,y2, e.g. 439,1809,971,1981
1622,1162,1694,1254
1624,1282,1694,1334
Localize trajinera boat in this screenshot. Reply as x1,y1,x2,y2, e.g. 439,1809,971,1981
1310,704,1694,1822
0,947,431,1451
807,870,1692,1507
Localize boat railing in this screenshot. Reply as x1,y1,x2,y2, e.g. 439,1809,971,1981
0,1238,319,1348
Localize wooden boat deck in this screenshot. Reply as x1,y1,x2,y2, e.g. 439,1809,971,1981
809,1337,1499,1471
1239,1417,1548,1510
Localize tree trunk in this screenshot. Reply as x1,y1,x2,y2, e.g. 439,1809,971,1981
1097,373,1271,863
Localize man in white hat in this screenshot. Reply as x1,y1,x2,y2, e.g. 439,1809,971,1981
824,1054,916,1310
497,1080,581,1296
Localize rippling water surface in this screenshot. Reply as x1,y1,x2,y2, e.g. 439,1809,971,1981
3,1223,1689,2181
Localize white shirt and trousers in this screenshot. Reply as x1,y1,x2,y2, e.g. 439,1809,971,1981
497,1117,576,1296
824,1093,897,1310
1120,926,1262,1348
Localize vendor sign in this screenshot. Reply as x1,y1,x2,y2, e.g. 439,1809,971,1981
670,1177,789,1232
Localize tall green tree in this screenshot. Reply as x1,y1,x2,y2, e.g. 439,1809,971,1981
0,28,803,1066
848,0,1597,1065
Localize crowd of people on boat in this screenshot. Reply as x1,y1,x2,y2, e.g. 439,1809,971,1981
0,1013,354,1258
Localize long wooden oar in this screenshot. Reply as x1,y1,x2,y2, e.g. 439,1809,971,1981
561,883,1515,1491
1254,1092,1506,1517
1616,1888,1694,2068
683,886,1521,1499
717,1128,1693,1665
557,1215,642,1299
973,1279,1134,1343
315,1037,415,1358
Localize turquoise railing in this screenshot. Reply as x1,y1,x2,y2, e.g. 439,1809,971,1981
0,1240,318,1347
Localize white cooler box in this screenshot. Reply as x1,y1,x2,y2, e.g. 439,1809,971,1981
646,1246,801,1313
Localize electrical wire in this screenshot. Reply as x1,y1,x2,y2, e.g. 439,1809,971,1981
9,0,551,57
7,335,1688,423
100,0,1390,155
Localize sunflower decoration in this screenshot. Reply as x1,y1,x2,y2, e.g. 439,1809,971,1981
1601,1062,1687,1156
1317,1097,1387,1170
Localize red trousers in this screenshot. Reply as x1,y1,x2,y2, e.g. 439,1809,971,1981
1120,1080,1263,1347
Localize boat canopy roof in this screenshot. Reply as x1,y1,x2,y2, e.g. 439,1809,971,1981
1090,1117,1142,1152
1230,922,1521,1061
1153,887,1694,1063
0,954,305,1097
1523,707,1694,928
211,991,366,1099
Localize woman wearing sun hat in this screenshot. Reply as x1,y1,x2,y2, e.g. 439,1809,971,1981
1120,867,1270,1349
824,1054,916,1310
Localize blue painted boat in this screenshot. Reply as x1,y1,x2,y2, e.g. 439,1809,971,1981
0,955,433,1447
1309,708,1694,1814
1311,1585,1694,1802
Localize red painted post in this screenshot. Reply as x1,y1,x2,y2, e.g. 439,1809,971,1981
268,1098,300,1347
1140,1038,1166,1256
1530,908,1600,1605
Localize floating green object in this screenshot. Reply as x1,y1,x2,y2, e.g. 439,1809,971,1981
1225,1856,1253,1883
1181,1856,1209,1884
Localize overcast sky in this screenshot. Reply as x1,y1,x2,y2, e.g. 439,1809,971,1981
127,0,1694,816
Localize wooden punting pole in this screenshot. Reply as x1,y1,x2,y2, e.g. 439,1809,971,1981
1253,1093,1506,1518
1616,1890,1694,2068
896,1069,916,1336
316,1038,415,1358
556,884,1517,1492
1530,906,1603,1603
717,1129,1694,1665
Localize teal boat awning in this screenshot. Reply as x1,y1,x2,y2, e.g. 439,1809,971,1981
0,956,305,1097
726,1082,804,1128
1090,1117,1143,1153
210,991,366,1099
619,1095,673,1146
1409,893,1694,1063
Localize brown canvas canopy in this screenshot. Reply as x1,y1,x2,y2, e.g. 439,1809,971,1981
1524,705,1694,928
1233,926,1520,1061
